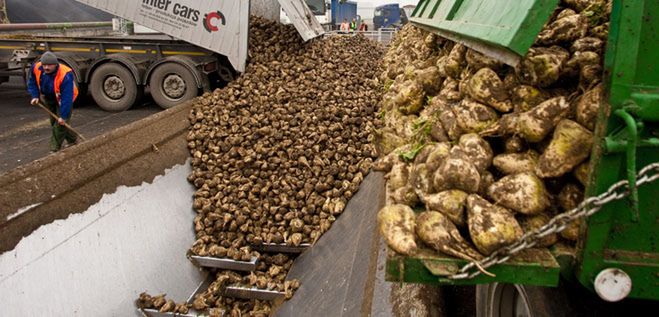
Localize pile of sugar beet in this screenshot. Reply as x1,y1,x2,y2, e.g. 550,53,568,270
375,0,611,261
136,17,384,316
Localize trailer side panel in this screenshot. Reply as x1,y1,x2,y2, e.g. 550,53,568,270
75,0,249,71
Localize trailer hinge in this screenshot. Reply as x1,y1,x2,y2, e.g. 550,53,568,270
604,101,659,221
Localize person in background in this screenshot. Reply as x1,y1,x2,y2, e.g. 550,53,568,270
340,19,349,33
359,22,368,31
27,51,79,153
349,18,357,32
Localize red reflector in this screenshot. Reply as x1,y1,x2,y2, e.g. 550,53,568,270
204,62,217,72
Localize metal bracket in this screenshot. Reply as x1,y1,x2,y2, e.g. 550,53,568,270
140,274,214,317
629,92,659,121
190,255,258,271
601,101,659,221
252,243,311,254
616,107,639,221
139,273,288,315
141,309,199,317
223,285,286,301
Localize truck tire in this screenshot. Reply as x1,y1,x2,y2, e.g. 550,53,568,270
90,62,142,112
0,62,9,86
149,62,199,109
476,283,570,317
217,64,235,83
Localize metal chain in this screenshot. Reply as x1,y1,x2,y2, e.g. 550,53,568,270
449,162,659,280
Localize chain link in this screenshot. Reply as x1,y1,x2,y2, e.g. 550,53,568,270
449,162,659,280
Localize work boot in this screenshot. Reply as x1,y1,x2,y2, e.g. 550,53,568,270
50,143,60,153
63,139,78,148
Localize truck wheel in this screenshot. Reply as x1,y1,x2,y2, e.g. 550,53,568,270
149,62,199,109
476,283,569,317
69,71,87,107
90,63,142,112
0,62,9,86
218,64,235,83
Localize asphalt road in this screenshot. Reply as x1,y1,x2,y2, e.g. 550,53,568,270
5,0,113,23
0,78,161,174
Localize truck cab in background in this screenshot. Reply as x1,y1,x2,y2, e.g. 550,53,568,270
330,0,357,30
373,3,409,30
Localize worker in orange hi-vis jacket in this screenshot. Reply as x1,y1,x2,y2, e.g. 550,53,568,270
27,51,80,153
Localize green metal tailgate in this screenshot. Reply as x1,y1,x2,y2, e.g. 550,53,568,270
387,247,561,287
389,0,659,300
410,0,558,66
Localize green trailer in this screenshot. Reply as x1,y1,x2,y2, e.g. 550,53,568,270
386,0,659,314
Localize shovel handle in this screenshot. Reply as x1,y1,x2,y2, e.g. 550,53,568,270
34,101,87,141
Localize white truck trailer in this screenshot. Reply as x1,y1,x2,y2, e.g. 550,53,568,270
0,0,323,110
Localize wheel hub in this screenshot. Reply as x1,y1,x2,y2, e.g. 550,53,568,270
103,75,126,99
162,74,186,99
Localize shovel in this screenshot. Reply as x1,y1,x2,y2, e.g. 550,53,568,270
33,101,87,141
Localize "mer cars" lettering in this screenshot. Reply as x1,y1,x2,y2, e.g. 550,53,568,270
173,3,200,22
142,0,172,11
143,0,200,22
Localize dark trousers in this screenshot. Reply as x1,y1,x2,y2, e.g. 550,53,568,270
43,96,76,151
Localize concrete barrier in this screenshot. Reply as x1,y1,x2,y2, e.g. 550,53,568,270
0,100,193,253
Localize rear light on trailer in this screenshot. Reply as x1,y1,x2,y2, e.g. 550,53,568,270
204,62,218,73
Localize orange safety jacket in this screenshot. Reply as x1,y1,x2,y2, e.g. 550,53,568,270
33,62,79,104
